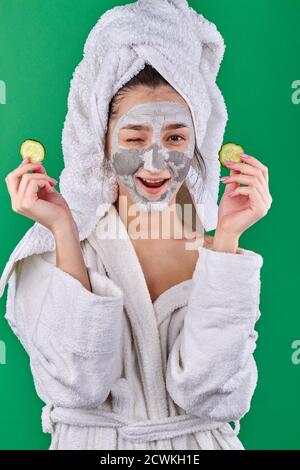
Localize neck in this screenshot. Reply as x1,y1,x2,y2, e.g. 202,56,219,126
115,193,197,241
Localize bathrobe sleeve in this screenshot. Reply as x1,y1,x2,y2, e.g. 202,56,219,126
165,245,263,427
4,238,124,409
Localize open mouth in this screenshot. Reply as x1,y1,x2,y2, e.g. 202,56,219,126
135,176,171,194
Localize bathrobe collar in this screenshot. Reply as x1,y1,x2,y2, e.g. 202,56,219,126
87,202,193,420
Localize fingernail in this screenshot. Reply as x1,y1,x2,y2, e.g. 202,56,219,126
225,161,236,165
240,153,251,159
220,176,230,181
20,157,28,166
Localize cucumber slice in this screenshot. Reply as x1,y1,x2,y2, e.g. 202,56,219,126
218,142,245,168
20,139,45,164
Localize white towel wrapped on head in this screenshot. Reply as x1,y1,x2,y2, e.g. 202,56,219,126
0,0,228,296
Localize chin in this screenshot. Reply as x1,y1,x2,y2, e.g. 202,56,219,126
134,200,170,213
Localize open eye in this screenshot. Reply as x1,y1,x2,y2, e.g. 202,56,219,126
167,135,185,143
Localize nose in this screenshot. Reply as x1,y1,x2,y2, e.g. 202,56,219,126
142,143,167,173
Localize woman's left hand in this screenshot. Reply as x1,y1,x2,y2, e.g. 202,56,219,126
216,153,273,238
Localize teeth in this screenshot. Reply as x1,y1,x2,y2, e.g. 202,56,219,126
140,178,165,183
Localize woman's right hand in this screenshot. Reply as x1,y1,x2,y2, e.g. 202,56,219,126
5,157,75,234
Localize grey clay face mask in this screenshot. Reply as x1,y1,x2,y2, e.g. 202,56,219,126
109,101,196,212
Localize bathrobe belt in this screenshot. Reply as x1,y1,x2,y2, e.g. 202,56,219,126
41,404,240,442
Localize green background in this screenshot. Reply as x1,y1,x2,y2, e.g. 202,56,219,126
0,0,299,450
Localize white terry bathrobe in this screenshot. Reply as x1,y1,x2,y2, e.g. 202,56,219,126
0,0,264,450
0,202,263,450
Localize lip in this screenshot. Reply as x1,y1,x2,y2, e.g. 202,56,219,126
135,176,171,196
136,174,170,182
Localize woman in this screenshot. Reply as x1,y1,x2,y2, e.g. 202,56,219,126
0,0,272,450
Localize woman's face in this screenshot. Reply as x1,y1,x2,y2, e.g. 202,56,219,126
105,85,195,212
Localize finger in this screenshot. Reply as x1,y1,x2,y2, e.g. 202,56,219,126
15,161,45,175
228,185,261,208
223,174,255,185
240,153,269,186
19,157,29,166
222,167,241,195
221,173,266,201
18,175,57,202
18,173,57,201
224,160,266,187
6,162,45,197
228,186,269,217
224,160,269,200
22,179,54,208
31,163,46,174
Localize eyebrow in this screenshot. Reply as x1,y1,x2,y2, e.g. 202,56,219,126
120,123,189,131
